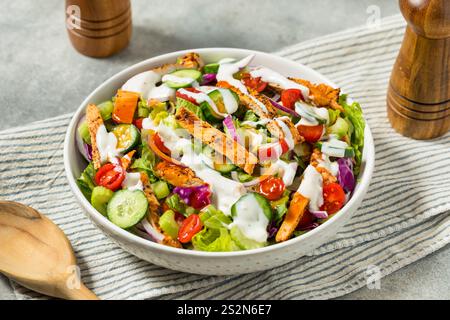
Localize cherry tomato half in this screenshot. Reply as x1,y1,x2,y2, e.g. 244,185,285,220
297,124,324,143
94,162,125,191
320,183,346,215
259,177,286,201
242,73,268,92
178,214,203,244
153,133,171,155
176,87,201,105
281,89,304,110
133,118,145,130
258,139,290,162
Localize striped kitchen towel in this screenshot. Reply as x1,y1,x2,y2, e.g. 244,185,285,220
2,14,449,300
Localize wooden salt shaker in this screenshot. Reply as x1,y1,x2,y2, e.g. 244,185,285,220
387,0,450,140
65,0,132,58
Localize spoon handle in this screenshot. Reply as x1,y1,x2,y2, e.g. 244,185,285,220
59,283,99,300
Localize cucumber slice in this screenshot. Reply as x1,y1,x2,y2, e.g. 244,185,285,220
203,63,220,74
295,102,327,124
111,124,140,154
159,210,179,239
230,226,266,250
91,186,114,216
317,142,355,158
328,117,349,139
151,181,170,200
97,101,114,121
107,190,148,229
208,89,239,114
213,162,237,174
164,69,202,89
231,193,273,221
199,101,223,123
78,121,91,144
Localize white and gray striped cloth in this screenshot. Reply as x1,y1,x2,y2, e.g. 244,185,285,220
2,14,449,300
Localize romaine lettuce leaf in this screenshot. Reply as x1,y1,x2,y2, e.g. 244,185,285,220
77,162,96,199
339,95,365,175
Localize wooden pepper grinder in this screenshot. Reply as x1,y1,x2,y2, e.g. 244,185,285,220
387,0,450,140
65,0,132,58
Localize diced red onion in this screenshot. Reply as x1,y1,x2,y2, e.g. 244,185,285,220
272,93,281,102
337,158,355,193
310,211,329,219
269,98,300,117
141,219,165,243
200,73,217,85
223,115,241,144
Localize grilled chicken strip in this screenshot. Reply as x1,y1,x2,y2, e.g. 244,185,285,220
86,104,104,170
141,172,182,249
288,78,344,112
155,161,205,188
175,107,258,175
310,148,338,185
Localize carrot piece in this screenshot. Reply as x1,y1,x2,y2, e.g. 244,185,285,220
216,81,232,89
112,90,140,124
275,193,310,243
120,150,136,170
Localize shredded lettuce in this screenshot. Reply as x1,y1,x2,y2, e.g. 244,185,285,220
131,140,157,182
340,95,365,174
165,194,197,217
77,162,96,199
200,205,232,229
192,228,239,252
270,190,291,226
192,205,239,252
243,110,259,122
176,97,205,120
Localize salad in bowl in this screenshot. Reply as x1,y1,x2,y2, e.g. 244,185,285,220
75,52,365,252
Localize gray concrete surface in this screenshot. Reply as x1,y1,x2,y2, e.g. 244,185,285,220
0,0,448,300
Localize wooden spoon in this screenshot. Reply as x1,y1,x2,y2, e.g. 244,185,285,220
0,201,98,300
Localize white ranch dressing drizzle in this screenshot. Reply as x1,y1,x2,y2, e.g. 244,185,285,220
321,135,350,158
96,125,123,164
263,159,298,187
147,83,175,102
178,87,239,116
181,150,247,216
240,118,271,128
297,165,324,212
162,74,195,85
229,197,269,242
250,67,310,99
229,195,269,243
122,71,161,99
216,55,271,114
317,154,339,177
216,55,254,93
122,172,144,191
275,117,295,150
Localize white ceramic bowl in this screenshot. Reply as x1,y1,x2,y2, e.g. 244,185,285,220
64,48,375,275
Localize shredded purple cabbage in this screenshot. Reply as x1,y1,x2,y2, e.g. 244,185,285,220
337,158,355,193
297,222,320,231
310,211,329,219
173,185,212,209
267,221,279,239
